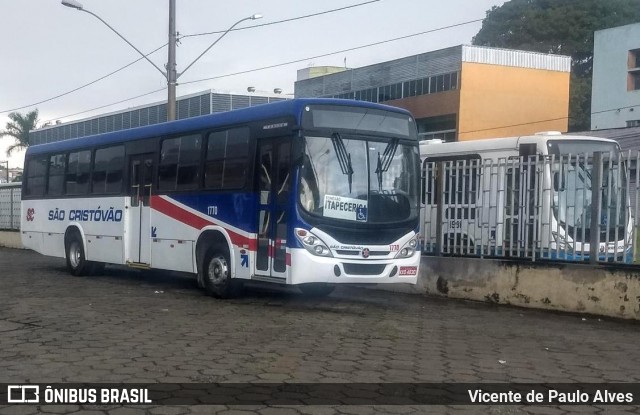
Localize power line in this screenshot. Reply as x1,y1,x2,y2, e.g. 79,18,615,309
458,116,570,135
45,88,166,123
591,104,640,115
179,0,381,39
2,1,381,116
180,18,484,86
46,18,485,122
0,44,168,115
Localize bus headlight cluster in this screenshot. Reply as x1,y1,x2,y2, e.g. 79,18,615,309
395,237,418,259
295,228,333,257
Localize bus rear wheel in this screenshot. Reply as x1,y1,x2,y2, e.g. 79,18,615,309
202,245,242,299
299,283,335,297
65,234,91,276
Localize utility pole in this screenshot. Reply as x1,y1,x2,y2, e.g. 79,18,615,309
167,0,177,121
62,0,260,123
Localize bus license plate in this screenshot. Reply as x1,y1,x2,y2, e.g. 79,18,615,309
399,266,417,276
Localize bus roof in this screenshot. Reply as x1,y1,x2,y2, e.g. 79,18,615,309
27,98,412,156
419,133,618,156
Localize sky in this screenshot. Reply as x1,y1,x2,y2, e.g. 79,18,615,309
0,0,504,168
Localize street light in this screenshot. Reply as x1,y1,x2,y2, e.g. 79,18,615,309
61,0,261,121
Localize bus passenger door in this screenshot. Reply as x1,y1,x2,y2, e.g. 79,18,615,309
128,153,154,265
256,139,290,281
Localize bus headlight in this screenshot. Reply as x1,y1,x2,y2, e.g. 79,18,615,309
295,228,333,257
395,236,418,259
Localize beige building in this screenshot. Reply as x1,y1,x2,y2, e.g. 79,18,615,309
295,45,571,142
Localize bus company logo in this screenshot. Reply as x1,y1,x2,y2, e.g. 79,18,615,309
362,248,370,258
26,208,35,222
7,385,40,403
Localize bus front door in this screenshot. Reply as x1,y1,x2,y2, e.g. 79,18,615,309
255,139,290,282
128,153,154,265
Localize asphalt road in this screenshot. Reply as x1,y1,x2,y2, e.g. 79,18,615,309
0,247,639,415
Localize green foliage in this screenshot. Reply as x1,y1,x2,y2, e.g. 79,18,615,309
473,0,640,131
0,109,39,157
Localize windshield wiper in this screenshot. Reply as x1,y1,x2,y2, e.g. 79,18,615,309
331,133,354,193
375,139,399,191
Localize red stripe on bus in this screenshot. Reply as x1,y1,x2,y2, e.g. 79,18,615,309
151,196,257,250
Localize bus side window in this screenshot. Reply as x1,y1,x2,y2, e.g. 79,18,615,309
93,146,124,194
66,150,91,195
47,154,66,196
159,134,201,191
24,156,48,197
205,127,250,190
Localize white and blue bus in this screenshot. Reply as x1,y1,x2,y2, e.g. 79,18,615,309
21,99,421,297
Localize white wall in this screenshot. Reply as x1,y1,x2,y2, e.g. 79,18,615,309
591,23,640,130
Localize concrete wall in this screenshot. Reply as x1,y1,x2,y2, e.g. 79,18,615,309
0,230,23,249
376,256,640,320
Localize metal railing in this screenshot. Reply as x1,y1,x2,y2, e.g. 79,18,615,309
421,152,639,265
0,183,21,231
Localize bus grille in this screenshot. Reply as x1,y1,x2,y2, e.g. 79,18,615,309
342,263,386,275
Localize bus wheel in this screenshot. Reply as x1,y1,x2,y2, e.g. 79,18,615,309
202,245,241,299
65,234,91,276
299,283,335,297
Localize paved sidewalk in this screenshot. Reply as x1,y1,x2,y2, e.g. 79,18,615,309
0,248,639,414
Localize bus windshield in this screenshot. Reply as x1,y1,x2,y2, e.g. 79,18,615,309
550,140,627,242
299,135,420,224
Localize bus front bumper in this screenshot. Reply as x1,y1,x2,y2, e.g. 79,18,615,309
289,248,420,285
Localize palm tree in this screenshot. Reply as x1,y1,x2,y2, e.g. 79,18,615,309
1,109,39,157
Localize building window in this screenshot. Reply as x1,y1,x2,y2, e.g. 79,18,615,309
627,120,640,127
329,71,460,102
630,72,640,91
630,49,640,69
628,49,640,91
417,114,457,142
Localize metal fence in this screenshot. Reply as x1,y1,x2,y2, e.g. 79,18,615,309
0,183,21,230
421,152,639,265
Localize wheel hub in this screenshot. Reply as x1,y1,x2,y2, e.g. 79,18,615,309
207,255,228,286
69,241,81,269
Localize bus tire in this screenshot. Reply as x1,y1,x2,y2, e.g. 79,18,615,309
299,283,335,297
202,244,241,299
65,233,91,276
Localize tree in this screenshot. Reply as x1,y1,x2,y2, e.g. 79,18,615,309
472,0,640,131
0,109,39,157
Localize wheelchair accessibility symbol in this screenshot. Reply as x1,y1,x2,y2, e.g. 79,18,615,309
356,207,368,222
